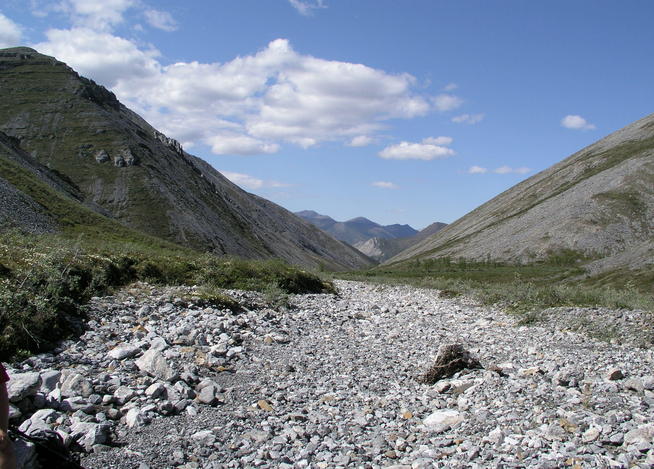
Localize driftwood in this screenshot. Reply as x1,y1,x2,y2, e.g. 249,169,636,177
419,343,482,384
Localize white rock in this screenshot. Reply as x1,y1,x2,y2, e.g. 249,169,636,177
135,348,177,382
108,344,141,360
7,372,42,402
125,408,147,428
423,410,463,428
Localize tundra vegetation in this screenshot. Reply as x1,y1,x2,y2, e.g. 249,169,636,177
339,252,654,319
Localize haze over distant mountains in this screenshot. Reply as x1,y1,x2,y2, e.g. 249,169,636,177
296,211,447,262
0,47,373,270
388,112,654,278
295,210,418,245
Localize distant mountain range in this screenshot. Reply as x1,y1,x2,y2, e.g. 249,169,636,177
388,112,654,278
0,47,373,271
295,210,418,245
296,211,447,262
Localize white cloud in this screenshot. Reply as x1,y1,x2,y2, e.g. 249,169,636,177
468,165,531,175
467,165,488,174
371,181,399,189
452,113,485,125
207,134,280,156
561,114,596,130
348,135,374,147
34,18,443,156
289,0,326,16
58,0,135,31
443,82,458,91
422,136,453,145
432,93,463,111
379,137,455,161
220,171,289,190
34,28,161,87
144,9,178,32
0,13,22,48
493,166,531,174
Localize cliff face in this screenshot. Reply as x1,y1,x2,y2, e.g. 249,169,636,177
388,113,654,275
0,47,373,270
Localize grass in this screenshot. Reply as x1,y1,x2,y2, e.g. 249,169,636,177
0,230,334,361
338,253,654,319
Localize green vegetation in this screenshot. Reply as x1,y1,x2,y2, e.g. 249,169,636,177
0,231,333,360
339,253,654,319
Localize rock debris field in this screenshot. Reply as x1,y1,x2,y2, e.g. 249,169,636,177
6,280,654,468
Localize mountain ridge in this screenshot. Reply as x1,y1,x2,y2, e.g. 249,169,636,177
0,46,373,270
295,210,418,245
387,112,654,277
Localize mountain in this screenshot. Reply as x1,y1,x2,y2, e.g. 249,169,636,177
296,211,418,245
0,47,373,271
354,222,447,262
387,113,654,277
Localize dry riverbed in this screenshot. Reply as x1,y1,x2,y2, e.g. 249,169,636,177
6,280,654,468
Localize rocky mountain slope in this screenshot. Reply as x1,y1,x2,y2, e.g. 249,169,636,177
388,113,654,276
355,222,448,262
0,47,372,270
6,281,654,468
296,210,417,245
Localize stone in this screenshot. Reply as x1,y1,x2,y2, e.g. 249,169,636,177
39,369,62,393
624,425,654,446
423,410,463,428
94,149,109,163
145,382,166,399
419,344,482,384
7,372,42,402
70,421,111,450
136,348,178,382
606,368,624,380
60,372,93,398
113,386,137,405
125,408,147,428
197,383,222,405
108,344,141,360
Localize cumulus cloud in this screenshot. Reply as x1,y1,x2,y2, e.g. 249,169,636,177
207,134,279,156
347,135,374,147
371,181,399,189
35,28,161,87
468,165,531,175
432,93,463,111
57,0,136,31
452,113,484,125
144,9,178,32
493,166,531,174
289,0,326,16
443,82,458,91
467,165,488,174
34,15,446,156
0,13,22,47
561,114,595,130
378,137,455,161
220,171,289,190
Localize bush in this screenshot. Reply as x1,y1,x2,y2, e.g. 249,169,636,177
0,231,334,360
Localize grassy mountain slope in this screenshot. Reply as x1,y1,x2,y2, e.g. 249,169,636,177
387,113,654,277
0,47,372,271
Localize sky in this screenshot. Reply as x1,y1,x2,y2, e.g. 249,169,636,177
1,1,653,229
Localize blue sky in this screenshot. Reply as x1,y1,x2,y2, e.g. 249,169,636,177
1,1,653,229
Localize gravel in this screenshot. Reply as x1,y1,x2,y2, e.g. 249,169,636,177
7,280,654,468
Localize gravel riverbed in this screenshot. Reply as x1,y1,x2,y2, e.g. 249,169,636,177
6,280,654,468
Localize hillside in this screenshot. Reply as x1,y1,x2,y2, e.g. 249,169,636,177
296,210,417,245
354,222,448,262
387,113,654,277
0,47,373,270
